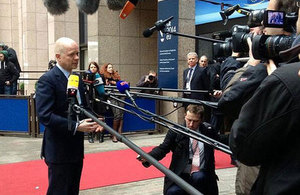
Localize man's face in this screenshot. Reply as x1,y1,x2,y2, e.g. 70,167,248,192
0,54,4,61
187,54,198,68
185,111,201,130
199,56,208,67
57,42,79,72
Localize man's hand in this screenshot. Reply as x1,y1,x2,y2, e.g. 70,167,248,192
77,118,102,133
211,90,223,99
5,81,10,85
95,117,105,132
136,155,147,163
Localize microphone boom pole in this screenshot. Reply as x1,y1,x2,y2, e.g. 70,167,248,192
108,91,219,109
73,104,203,195
106,95,231,155
105,85,210,94
163,30,226,43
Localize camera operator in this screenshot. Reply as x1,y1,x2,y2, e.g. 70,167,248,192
136,70,158,94
217,36,269,195
229,33,300,194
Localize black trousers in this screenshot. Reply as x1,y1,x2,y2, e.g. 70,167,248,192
166,171,218,195
46,160,83,195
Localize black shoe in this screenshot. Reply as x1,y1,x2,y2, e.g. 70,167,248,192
88,137,94,143
88,133,94,143
99,133,104,143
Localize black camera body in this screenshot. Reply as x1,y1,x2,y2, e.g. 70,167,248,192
213,8,297,61
148,75,154,81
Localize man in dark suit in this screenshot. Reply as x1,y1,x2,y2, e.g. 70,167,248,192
183,52,209,102
138,105,218,195
35,37,103,195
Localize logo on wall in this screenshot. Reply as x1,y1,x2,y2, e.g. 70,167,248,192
247,0,266,4
159,21,177,43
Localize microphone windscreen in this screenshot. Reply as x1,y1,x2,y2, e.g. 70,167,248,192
116,80,130,93
143,29,153,38
43,0,69,15
67,74,79,97
107,0,127,10
94,73,105,97
76,0,100,15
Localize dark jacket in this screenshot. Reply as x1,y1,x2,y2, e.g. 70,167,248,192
218,63,268,119
149,123,218,194
7,47,21,72
36,66,88,163
230,62,300,195
136,75,158,94
0,52,19,85
220,57,243,90
183,65,209,100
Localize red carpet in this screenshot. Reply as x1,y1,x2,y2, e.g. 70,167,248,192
0,147,233,195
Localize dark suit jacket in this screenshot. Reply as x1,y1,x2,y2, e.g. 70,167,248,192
183,65,209,100
36,66,87,163
149,123,218,194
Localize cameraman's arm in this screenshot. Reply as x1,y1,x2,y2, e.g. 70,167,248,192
136,75,147,87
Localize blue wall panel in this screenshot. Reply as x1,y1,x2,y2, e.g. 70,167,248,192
0,98,29,132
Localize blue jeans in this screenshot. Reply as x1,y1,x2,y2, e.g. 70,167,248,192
12,80,17,95
0,84,12,95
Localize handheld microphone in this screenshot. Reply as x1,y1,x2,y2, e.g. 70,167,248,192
116,80,137,107
76,0,100,15
143,16,174,38
67,74,79,131
119,0,138,19
94,73,105,97
42,0,69,15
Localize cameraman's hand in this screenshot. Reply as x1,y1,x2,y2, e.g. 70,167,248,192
265,59,277,75
263,27,291,36
144,75,150,83
247,37,261,66
211,90,222,99
250,26,264,35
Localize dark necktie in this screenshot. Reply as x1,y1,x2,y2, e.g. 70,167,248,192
187,68,193,82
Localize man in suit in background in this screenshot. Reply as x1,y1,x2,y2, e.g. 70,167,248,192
35,37,103,195
183,52,209,103
138,105,218,195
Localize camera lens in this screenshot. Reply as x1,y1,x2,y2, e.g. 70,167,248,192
232,32,253,53
213,37,232,58
252,34,294,60
148,75,154,81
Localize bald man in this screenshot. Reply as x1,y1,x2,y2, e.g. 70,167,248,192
199,55,208,68
36,37,103,195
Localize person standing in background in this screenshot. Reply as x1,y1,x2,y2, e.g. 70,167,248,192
100,63,124,143
0,51,19,95
0,43,21,95
86,61,106,143
199,55,208,68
